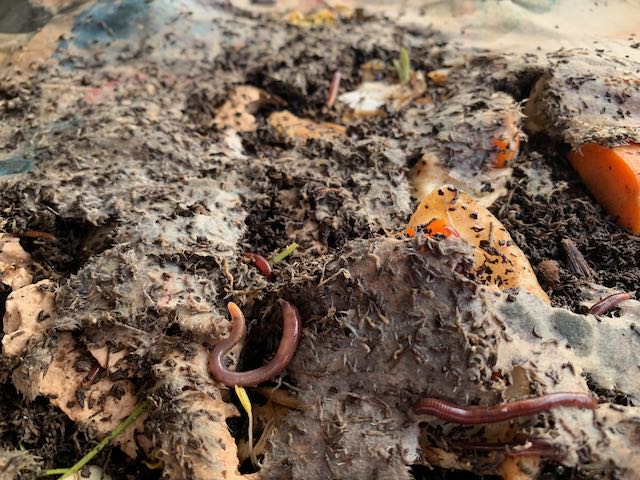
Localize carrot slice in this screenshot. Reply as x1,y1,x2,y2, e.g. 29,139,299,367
568,144,640,233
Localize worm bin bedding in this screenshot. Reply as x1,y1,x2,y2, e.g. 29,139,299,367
1,1,640,479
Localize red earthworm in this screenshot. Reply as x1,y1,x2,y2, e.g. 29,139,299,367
325,70,342,110
412,392,597,424
209,299,302,387
588,292,632,315
244,253,274,280
450,439,559,458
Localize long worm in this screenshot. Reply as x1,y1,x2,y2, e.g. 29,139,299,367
450,439,559,457
209,299,302,387
412,392,597,424
588,292,632,315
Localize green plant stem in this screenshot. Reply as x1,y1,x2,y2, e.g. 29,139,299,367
395,47,411,84
43,469,69,476
272,243,299,264
56,401,149,479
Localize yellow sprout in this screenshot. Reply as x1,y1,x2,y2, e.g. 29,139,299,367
235,385,258,468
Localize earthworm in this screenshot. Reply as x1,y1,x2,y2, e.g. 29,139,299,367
450,439,559,458
244,253,274,280
588,292,632,315
412,392,597,424
325,70,342,110
209,299,302,387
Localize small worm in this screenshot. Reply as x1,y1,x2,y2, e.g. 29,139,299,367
244,253,274,280
325,70,342,110
209,299,302,387
412,392,597,424
450,439,559,458
588,292,632,315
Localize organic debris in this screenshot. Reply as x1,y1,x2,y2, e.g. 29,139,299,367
2,280,54,356
55,401,149,480
285,6,353,28
267,111,345,142
214,86,272,133
524,49,640,147
262,236,640,479
407,91,522,207
0,234,32,290
0,449,41,480
407,185,549,302
339,73,426,118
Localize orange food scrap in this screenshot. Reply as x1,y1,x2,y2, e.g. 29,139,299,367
502,456,540,480
427,69,449,86
268,111,345,142
491,113,521,168
407,186,549,303
406,218,460,239
568,143,640,233
214,86,266,133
